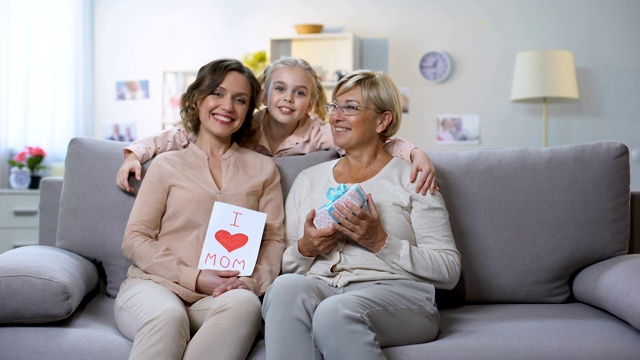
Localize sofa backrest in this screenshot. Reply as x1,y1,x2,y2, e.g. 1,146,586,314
53,137,630,303
56,138,137,296
431,141,630,304
55,137,339,297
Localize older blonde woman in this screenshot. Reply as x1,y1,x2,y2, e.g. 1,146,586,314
262,70,461,359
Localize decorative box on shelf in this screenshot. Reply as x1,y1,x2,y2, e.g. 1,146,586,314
0,188,40,253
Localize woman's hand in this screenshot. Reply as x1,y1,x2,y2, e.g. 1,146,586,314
297,209,340,257
409,148,439,195
195,269,249,297
332,194,388,253
116,152,142,193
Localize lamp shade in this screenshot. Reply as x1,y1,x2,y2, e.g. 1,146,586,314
511,50,579,102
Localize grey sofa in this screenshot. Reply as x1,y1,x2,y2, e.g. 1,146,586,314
1,137,639,359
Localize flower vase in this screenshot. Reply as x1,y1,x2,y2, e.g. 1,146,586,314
29,174,42,189
9,167,31,190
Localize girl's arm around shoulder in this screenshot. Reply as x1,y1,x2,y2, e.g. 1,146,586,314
122,125,194,163
384,137,438,196
117,126,194,192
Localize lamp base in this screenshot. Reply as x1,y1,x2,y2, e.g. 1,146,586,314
543,97,548,148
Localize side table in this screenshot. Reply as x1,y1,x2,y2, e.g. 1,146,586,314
0,188,40,253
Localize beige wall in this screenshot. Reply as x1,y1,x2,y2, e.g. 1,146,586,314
95,0,640,189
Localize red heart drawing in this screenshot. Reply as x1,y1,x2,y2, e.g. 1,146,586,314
215,230,249,253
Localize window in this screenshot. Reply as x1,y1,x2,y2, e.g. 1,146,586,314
0,0,93,186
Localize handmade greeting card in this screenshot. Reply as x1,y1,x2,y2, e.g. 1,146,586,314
198,202,267,276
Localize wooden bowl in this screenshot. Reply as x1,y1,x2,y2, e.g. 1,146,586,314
295,24,323,34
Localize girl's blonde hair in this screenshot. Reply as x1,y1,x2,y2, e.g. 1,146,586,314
332,70,402,141
257,57,327,119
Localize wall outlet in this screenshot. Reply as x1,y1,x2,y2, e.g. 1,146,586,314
631,149,640,163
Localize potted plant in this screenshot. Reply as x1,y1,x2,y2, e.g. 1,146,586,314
7,146,48,189
242,50,268,75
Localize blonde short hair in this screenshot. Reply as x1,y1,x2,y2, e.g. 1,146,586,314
332,70,402,141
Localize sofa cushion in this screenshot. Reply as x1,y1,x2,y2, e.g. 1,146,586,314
0,246,98,323
384,303,640,359
432,141,630,303
56,137,136,297
0,289,133,359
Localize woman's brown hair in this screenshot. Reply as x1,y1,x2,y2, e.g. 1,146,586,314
180,59,261,146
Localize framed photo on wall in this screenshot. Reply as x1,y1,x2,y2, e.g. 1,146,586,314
116,80,149,101
436,114,480,144
104,122,137,142
162,71,197,129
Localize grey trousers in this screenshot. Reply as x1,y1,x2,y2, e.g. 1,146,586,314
261,274,440,360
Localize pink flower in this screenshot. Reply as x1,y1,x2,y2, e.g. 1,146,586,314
7,146,47,173
27,146,46,158
14,151,28,163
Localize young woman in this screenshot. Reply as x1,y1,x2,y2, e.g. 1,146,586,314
114,59,284,360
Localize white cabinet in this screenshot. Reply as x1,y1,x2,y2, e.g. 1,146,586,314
0,189,40,253
269,33,361,98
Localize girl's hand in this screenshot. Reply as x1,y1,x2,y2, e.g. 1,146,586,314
195,269,246,296
409,148,439,195
116,152,142,193
297,209,340,257
332,195,387,253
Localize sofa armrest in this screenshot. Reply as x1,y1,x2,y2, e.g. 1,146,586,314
39,176,63,247
573,254,640,331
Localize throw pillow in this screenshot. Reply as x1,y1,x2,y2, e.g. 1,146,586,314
0,246,99,324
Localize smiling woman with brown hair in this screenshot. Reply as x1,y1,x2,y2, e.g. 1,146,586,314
114,59,284,360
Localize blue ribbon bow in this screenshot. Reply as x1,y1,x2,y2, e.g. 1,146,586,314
318,184,365,223
325,184,349,203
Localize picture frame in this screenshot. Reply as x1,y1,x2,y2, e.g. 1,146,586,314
116,80,149,101
162,71,197,129
436,114,480,144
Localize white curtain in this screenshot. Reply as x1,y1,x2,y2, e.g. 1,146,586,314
0,0,93,187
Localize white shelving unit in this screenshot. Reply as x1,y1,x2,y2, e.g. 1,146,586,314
269,33,361,98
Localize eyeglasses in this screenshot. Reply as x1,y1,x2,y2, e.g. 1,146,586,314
325,103,373,116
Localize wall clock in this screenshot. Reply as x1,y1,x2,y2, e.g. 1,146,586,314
419,51,453,83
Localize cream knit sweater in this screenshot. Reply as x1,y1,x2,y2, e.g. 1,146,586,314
283,157,461,290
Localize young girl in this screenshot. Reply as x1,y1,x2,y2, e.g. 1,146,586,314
114,58,284,359
116,57,438,195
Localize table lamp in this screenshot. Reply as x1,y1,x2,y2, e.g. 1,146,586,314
510,50,580,147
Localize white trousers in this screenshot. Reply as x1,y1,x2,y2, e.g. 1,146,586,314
114,277,261,360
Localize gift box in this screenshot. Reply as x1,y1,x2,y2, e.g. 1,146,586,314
313,184,367,229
